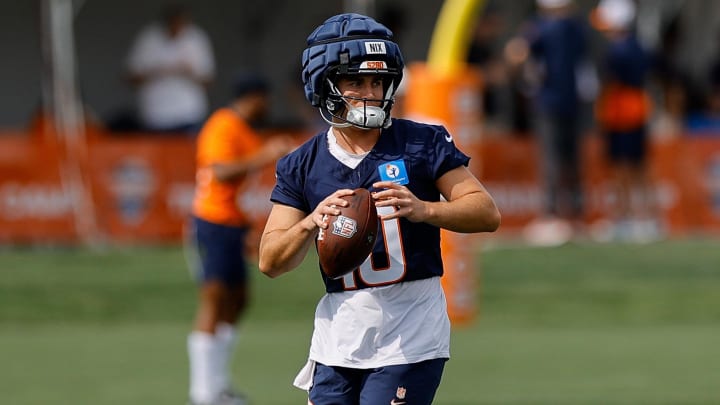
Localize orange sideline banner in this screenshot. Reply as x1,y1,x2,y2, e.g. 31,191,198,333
2,121,720,246
477,134,720,235
0,128,287,245
0,131,77,243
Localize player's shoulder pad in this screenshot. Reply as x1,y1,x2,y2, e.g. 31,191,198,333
393,118,451,143
276,131,325,170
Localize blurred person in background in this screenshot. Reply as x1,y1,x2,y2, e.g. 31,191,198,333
508,0,593,245
685,35,720,132
126,4,214,134
591,0,661,242
649,14,693,137
186,73,294,405
467,3,523,133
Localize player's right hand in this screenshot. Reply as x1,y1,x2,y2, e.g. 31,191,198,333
308,189,354,230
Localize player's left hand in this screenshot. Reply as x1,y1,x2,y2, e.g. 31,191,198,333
372,181,428,222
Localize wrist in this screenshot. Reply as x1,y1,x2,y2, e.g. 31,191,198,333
300,216,319,234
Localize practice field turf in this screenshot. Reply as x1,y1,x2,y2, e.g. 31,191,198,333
1,239,719,404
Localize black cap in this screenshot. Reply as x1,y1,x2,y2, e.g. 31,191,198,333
232,72,269,98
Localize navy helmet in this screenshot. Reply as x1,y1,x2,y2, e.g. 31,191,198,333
301,13,405,129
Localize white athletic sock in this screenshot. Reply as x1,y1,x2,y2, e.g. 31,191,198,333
215,322,238,391
188,331,222,403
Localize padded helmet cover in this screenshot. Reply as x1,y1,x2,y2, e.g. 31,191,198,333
301,13,405,107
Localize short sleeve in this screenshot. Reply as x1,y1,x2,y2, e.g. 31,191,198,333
270,153,310,213
428,126,470,180
196,110,262,166
196,114,236,165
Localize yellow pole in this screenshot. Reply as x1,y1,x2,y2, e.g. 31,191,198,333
406,0,487,326
426,0,484,77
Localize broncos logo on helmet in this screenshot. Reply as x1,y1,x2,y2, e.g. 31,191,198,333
301,13,405,129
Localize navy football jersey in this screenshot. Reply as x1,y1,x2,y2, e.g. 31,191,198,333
270,118,470,293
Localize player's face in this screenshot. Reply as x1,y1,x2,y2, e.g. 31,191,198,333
336,75,384,107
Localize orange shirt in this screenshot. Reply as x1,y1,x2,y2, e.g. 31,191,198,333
595,83,652,132
192,107,263,226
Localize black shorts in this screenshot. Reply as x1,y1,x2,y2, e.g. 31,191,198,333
309,358,447,405
188,216,249,285
607,127,648,165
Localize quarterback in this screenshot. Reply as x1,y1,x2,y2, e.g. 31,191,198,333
259,13,500,405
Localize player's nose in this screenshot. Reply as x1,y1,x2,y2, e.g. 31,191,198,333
359,86,373,98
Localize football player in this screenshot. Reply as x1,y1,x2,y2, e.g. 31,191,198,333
258,13,500,405
187,73,293,405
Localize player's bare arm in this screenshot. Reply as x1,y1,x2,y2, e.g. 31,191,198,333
373,166,500,233
212,137,294,182
258,189,354,277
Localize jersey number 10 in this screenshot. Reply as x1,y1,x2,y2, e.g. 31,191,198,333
341,206,406,289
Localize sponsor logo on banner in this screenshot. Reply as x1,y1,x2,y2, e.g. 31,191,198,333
0,183,72,220
237,173,274,221
167,182,195,218
109,158,155,226
706,155,720,217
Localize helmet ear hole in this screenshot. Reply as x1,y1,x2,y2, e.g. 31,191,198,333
326,99,338,112
324,82,344,113
323,93,348,125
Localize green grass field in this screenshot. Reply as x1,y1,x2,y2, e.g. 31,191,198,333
1,238,719,404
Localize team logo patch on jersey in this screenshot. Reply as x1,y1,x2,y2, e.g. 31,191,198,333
378,160,409,185
332,215,358,238
365,41,387,54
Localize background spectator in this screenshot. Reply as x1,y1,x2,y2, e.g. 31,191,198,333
126,4,215,134
511,0,591,245
592,0,661,242
647,13,701,138
685,32,720,133
466,2,534,134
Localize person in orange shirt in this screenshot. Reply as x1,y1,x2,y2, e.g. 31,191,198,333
187,73,293,405
592,0,660,242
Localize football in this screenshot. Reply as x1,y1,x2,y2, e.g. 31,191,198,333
317,188,379,279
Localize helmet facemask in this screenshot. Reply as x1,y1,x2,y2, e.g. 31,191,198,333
321,68,398,129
